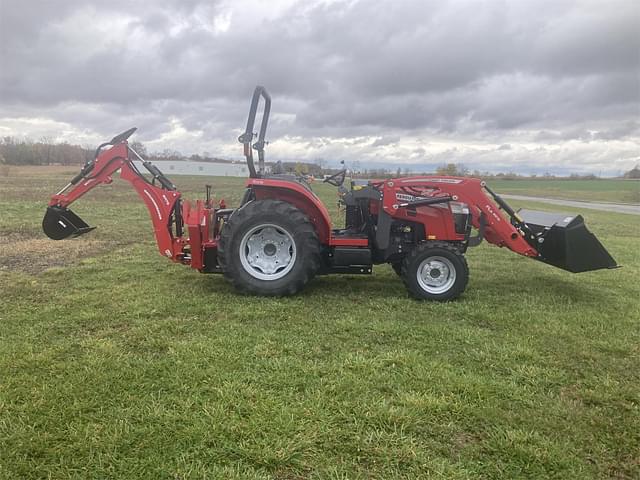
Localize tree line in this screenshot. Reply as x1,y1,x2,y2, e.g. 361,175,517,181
1,137,637,179
0,137,93,166
0,137,233,166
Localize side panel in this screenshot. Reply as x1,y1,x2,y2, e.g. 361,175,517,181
119,162,182,259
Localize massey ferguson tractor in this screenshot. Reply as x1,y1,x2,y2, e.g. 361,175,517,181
43,86,617,300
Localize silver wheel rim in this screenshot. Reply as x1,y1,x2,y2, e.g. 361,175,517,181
417,256,456,294
239,223,297,281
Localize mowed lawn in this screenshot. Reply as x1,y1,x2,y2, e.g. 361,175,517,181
490,178,639,204
1,167,638,479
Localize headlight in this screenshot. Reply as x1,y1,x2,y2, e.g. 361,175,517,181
450,202,470,234
449,201,470,215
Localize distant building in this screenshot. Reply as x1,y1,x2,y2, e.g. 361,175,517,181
133,160,250,177
624,165,640,179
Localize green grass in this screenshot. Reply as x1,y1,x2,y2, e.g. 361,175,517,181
1,169,639,479
489,178,640,204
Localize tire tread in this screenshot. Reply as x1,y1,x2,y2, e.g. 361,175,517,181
401,241,469,301
218,199,321,296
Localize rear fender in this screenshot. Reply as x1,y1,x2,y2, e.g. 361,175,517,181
247,179,332,244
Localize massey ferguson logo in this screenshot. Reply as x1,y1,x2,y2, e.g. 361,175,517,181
396,193,426,202
396,192,448,209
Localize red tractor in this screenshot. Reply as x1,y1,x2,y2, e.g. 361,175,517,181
43,86,617,300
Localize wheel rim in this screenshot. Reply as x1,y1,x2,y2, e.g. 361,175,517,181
239,223,297,280
416,256,456,294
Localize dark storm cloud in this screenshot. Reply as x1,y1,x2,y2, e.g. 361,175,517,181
0,0,638,174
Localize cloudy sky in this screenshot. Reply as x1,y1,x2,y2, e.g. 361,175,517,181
1,0,639,175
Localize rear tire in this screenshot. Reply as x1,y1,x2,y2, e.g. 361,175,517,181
401,241,468,301
218,200,321,296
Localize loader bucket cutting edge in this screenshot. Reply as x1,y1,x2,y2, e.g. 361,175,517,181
518,209,618,273
42,206,95,240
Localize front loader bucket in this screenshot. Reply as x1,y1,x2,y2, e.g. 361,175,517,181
518,209,617,273
42,206,95,240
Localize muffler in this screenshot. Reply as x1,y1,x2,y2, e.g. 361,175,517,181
518,209,617,273
42,206,95,240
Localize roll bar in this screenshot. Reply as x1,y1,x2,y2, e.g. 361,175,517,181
238,85,271,178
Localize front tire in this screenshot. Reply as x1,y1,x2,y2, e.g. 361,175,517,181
401,241,469,301
218,200,321,296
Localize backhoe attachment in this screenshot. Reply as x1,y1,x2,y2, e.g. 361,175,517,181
41,129,139,241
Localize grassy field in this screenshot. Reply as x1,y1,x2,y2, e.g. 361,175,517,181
488,178,639,204
1,167,639,479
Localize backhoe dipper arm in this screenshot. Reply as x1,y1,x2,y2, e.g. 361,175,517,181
386,177,539,258
46,142,183,259
49,143,129,208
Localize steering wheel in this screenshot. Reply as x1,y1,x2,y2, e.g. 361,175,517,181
323,169,346,187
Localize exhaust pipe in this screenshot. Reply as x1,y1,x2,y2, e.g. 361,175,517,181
42,206,95,240
518,209,618,273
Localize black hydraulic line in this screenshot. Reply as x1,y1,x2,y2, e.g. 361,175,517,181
93,142,111,161
467,212,487,247
55,156,125,197
70,161,97,185
69,142,113,185
75,156,125,185
127,145,176,190
73,129,138,187
483,185,522,222
142,162,176,190
205,185,212,206
174,200,183,237
399,195,453,208
482,184,541,245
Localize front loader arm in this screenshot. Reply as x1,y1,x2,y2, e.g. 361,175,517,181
454,179,538,257
391,176,617,273
384,177,539,258
44,142,183,259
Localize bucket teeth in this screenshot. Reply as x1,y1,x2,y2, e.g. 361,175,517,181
42,206,95,240
518,209,617,273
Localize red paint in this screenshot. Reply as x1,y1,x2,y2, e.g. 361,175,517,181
248,178,333,243
47,141,218,269
48,145,538,276
330,237,369,246
246,175,537,258
381,176,537,256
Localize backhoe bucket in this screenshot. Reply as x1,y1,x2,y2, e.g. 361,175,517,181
518,209,617,273
42,206,95,240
